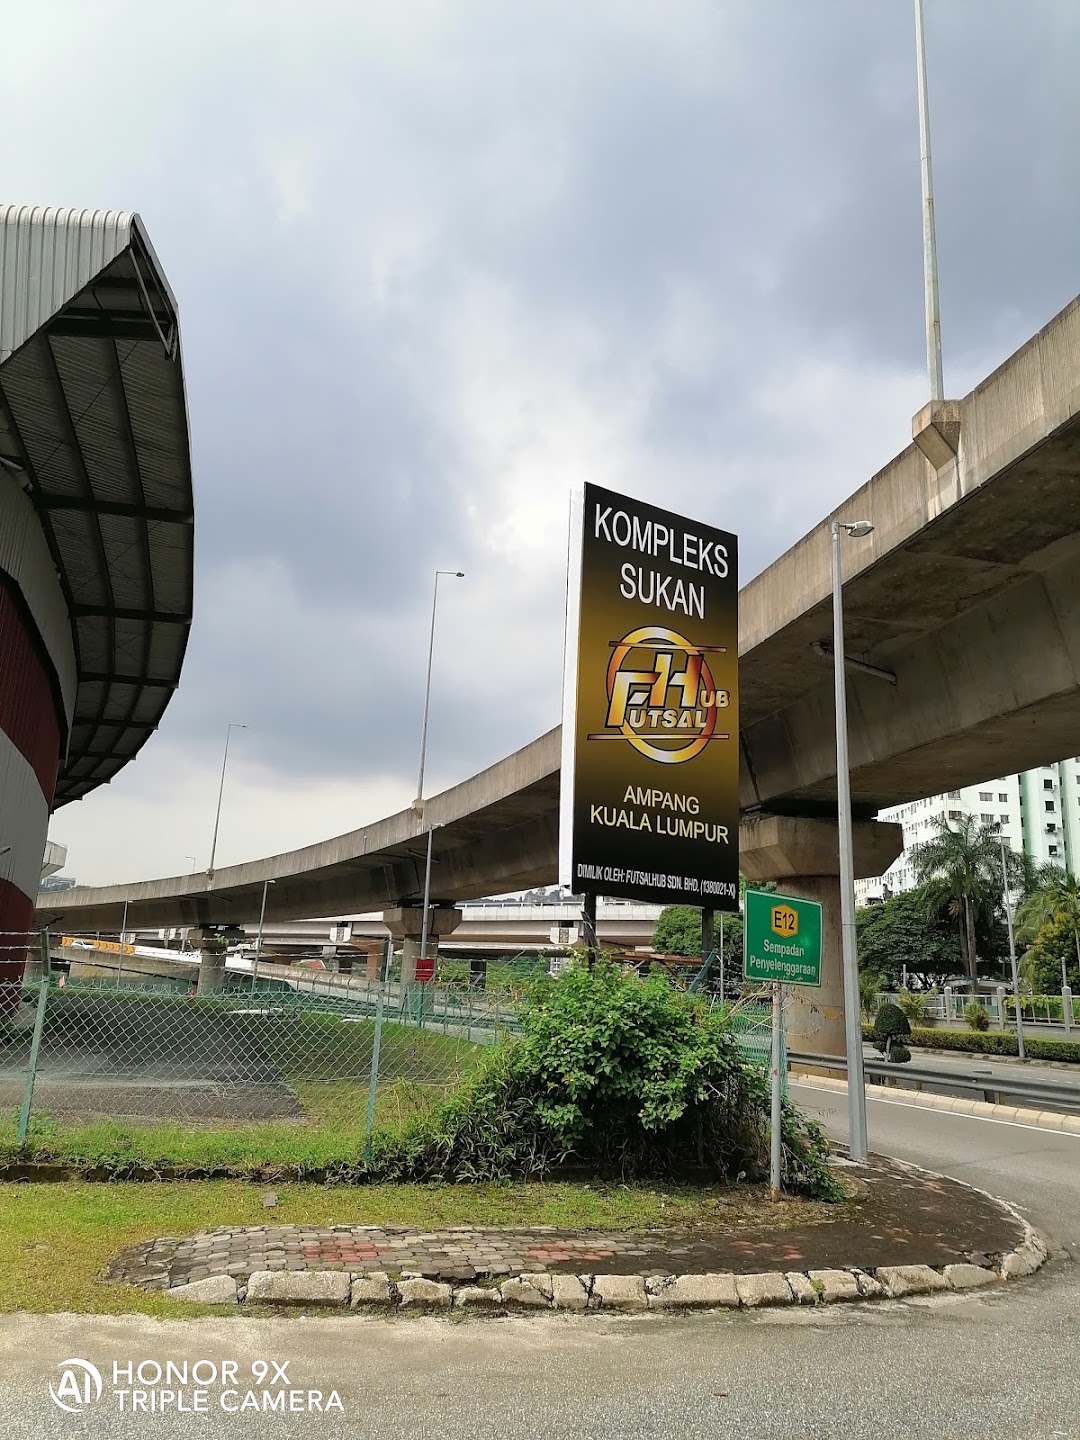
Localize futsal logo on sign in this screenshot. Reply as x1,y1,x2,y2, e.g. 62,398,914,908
589,625,730,765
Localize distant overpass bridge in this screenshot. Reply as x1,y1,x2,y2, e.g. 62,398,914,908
39,293,1080,1051
215,903,663,955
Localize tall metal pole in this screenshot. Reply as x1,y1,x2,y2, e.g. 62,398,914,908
719,913,725,1003
832,521,869,1163
769,982,783,1199
251,877,271,993
998,832,1026,1061
582,891,598,970
208,723,246,879
419,826,435,973
415,571,464,809
914,0,944,402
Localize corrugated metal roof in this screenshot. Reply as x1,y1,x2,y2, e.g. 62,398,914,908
0,206,193,805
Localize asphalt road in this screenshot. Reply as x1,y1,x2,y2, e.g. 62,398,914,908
1,1092,1077,1440
859,1042,1080,1093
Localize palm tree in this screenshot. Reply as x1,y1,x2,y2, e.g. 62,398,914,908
912,815,1014,981
1016,866,1080,990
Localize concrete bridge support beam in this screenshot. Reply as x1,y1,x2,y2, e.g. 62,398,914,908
382,905,463,983
194,928,227,995
739,815,903,1056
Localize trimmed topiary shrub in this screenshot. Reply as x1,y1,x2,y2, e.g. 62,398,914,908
887,1044,912,1064
893,1027,1080,1063
964,1002,991,1032
872,1001,911,1057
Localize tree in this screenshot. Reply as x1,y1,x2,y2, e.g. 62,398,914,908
1016,867,1080,992
654,906,702,956
911,815,1019,981
856,888,961,987
655,904,742,953
1021,913,1080,994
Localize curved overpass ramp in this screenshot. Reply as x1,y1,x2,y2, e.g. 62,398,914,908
40,291,1080,933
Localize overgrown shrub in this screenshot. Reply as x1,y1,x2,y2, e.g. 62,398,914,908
964,1002,991,1032
371,963,839,1197
871,1001,911,1057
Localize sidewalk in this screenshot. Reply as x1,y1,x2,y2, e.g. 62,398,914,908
107,1155,1025,1294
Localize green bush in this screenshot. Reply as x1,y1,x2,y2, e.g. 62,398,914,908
887,1044,912,1064
858,970,881,1019
896,990,928,1025
871,1001,911,1057
372,963,839,1197
904,1027,1080,1063
964,1002,991,1032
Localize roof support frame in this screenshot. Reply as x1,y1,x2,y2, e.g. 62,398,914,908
41,332,120,774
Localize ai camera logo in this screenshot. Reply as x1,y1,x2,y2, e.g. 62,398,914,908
591,625,729,765
50,1358,103,1413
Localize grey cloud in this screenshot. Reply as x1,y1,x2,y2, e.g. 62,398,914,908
11,0,1079,851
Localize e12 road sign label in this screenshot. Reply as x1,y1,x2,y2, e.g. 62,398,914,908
743,889,822,986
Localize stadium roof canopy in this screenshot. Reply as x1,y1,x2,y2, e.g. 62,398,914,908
0,206,193,804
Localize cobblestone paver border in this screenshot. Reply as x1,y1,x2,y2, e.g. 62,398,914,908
110,1220,1048,1315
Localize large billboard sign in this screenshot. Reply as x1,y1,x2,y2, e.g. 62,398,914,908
560,483,739,910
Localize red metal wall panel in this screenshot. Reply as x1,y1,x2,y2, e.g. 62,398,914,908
0,878,33,1016
0,572,60,802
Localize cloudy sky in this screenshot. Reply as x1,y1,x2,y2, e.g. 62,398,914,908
10,0,1077,885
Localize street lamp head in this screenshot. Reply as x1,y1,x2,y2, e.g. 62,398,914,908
454,571,465,578
841,520,874,539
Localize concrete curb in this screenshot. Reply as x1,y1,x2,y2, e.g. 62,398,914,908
791,1071,1080,1134
168,1239,1047,1313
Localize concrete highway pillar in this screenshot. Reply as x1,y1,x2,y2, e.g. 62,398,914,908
193,927,227,995
739,814,903,1056
382,905,462,982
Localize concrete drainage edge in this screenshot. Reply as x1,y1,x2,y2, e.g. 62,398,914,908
164,1241,1048,1311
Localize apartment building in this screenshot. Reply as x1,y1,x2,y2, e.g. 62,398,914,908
856,758,1080,904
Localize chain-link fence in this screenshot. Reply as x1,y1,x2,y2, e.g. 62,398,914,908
1,932,785,1164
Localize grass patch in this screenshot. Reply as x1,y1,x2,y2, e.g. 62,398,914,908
0,1177,847,1316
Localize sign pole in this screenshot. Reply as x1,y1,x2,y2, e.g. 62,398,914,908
770,980,783,1200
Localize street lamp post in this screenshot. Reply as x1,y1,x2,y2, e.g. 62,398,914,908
831,518,875,1164
207,723,246,881
914,0,944,403
414,570,464,978
251,877,273,993
415,571,465,811
996,829,1027,1061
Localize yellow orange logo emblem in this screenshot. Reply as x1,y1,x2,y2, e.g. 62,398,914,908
587,625,730,765
771,905,798,938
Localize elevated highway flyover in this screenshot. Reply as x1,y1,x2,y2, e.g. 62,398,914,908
40,292,1080,1050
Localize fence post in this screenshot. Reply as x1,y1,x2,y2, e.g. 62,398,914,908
17,930,51,1147
996,985,1007,1030
363,979,387,1160
1064,986,1074,1039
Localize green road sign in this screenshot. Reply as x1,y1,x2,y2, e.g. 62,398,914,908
744,889,822,986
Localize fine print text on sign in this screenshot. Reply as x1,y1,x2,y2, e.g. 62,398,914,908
560,483,739,908
743,889,823,987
